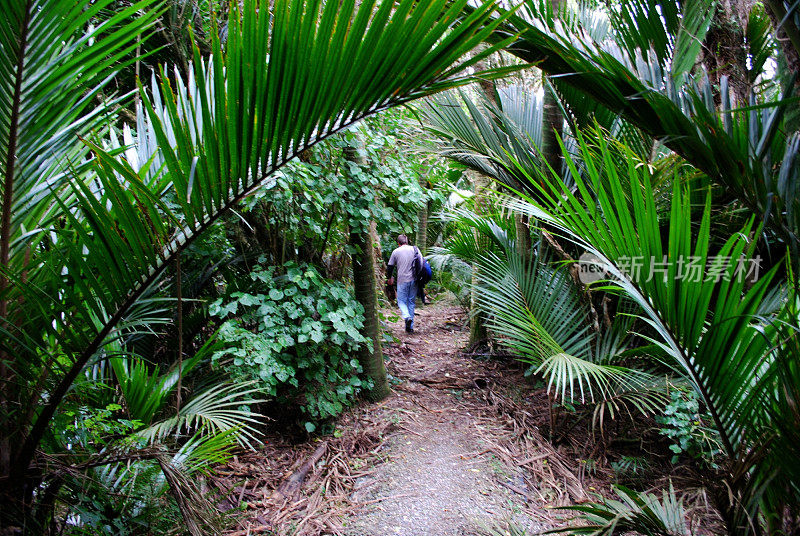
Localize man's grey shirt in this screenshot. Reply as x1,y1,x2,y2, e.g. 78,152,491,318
388,244,417,284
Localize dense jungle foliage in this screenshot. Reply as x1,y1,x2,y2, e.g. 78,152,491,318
2,0,800,534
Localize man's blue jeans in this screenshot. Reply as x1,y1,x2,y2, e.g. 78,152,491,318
396,280,417,329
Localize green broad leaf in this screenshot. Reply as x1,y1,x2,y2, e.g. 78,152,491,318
213,301,239,317
345,327,362,340
310,330,325,344
258,304,277,316
304,422,316,433
269,289,285,300
237,293,261,306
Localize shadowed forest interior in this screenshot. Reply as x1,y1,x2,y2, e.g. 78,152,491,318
2,0,800,534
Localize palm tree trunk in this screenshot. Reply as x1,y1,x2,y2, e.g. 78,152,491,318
344,142,389,401
541,80,563,178
369,220,385,282
515,214,532,257
468,169,489,346
467,55,499,346
701,0,754,106
541,0,565,178
350,229,390,400
417,176,430,254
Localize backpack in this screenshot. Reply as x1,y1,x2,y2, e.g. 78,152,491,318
412,246,432,286
419,258,432,285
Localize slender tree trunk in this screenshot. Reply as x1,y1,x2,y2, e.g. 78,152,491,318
344,142,389,401
417,176,430,254
468,169,489,346
369,220,385,284
474,53,498,108
475,53,533,259
515,214,532,258
468,57,497,346
175,256,183,414
541,0,565,177
702,0,751,105
417,204,429,254
765,0,800,132
541,80,563,178
350,229,390,400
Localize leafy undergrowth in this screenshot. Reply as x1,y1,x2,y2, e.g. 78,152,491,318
210,261,371,433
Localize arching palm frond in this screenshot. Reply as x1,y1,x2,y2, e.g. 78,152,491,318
475,245,666,413
485,0,800,256
419,88,545,190
0,0,163,263
433,205,517,262
136,382,265,448
506,129,788,519
3,0,518,489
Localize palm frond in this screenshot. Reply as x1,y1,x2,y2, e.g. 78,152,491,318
135,381,265,448
506,129,781,461
419,88,546,190
485,0,800,254
6,0,518,477
436,206,516,262
0,0,162,261
110,334,213,425
475,243,666,413
549,483,690,536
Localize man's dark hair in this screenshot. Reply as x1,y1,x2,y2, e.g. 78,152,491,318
397,234,408,245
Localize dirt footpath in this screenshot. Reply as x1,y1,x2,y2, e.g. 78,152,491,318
342,302,548,536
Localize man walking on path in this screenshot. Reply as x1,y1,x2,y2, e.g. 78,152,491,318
387,234,418,333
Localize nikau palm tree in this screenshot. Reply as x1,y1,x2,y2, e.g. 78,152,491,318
0,0,517,527
484,0,800,259
421,1,800,529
